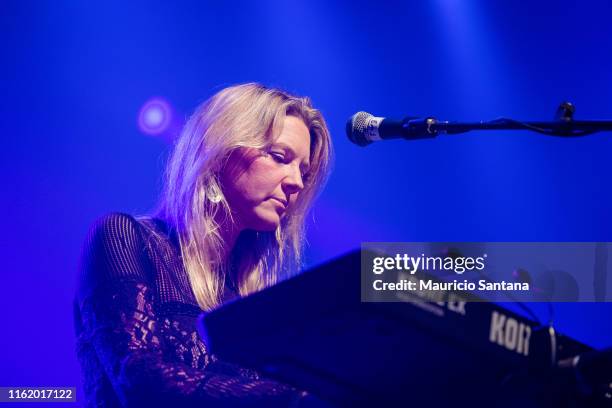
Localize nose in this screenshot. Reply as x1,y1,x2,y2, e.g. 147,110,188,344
282,164,305,196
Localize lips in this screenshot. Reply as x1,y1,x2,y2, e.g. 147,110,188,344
270,197,288,209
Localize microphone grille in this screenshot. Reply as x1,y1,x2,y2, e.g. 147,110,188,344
347,111,376,146
352,111,371,133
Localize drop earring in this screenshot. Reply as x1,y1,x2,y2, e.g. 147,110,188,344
207,184,222,204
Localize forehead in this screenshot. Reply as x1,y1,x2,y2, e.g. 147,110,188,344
273,115,311,161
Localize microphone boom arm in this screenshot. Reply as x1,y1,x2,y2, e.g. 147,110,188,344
427,118,612,138
404,102,612,139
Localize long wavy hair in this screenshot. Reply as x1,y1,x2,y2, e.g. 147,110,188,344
155,83,333,311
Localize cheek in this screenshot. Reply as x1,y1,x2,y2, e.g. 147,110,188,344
232,159,282,202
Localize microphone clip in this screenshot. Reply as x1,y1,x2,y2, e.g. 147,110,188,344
402,117,439,139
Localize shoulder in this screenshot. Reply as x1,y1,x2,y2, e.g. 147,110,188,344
87,212,142,242
83,213,147,265
84,212,167,257
78,213,151,298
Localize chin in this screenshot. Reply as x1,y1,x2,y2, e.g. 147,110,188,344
251,220,280,232
248,212,281,232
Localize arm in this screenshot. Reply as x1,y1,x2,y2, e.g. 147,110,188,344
76,213,305,407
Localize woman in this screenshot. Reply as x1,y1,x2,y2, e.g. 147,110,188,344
74,83,333,407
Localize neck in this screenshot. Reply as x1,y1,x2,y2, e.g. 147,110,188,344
216,213,242,266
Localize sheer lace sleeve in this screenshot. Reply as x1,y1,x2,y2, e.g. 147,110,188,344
75,213,307,407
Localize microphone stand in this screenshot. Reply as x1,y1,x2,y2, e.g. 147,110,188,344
403,102,612,139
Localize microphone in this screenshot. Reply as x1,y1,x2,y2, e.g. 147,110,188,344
346,111,438,146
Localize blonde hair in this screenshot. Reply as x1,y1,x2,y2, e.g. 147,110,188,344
155,83,333,311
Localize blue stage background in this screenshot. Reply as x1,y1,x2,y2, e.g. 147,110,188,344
1,0,611,402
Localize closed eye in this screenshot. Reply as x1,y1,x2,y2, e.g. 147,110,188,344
266,148,310,184
269,151,288,164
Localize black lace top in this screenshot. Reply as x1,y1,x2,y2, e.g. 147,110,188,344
73,213,307,407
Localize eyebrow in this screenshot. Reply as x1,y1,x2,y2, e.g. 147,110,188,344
272,142,311,172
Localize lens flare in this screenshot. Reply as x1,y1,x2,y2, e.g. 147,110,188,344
137,97,173,135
